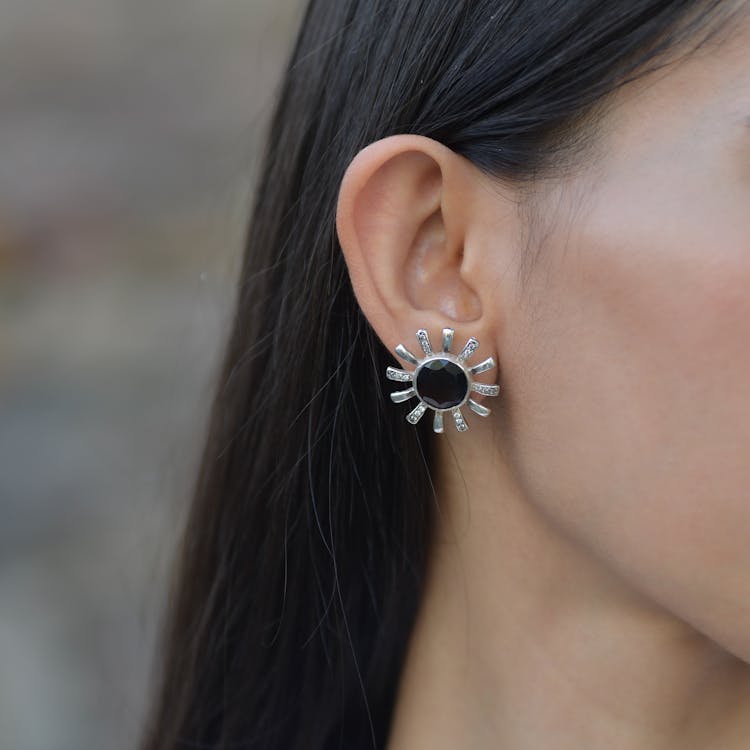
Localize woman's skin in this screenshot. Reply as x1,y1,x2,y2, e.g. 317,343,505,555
335,15,750,750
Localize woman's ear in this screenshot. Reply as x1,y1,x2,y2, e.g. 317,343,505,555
335,134,514,358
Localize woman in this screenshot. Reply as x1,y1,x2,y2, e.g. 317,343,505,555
141,2,750,748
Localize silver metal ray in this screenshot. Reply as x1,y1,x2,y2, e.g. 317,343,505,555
451,407,468,431
468,398,491,417
416,329,432,356
390,387,416,403
457,337,479,362
395,344,420,366
469,356,495,375
386,366,413,382
433,411,444,433
406,402,427,424
442,327,454,353
471,382,500,396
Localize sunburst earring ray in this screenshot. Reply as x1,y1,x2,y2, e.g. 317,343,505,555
386,327,500,433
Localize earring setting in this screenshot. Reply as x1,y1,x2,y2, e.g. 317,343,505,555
386,327,500,433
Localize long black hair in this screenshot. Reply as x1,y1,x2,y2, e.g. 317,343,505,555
140,2,742,748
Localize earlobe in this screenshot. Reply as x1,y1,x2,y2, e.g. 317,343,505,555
335,134,484,354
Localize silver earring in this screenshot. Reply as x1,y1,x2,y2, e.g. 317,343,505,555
386,327,500,433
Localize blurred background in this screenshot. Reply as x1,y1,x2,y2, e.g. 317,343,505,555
0,1,302,748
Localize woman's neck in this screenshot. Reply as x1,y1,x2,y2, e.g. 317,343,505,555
386,428,750,750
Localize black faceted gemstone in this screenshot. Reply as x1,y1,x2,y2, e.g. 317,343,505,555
415,358,469,410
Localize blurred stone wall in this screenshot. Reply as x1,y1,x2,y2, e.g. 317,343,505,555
0,1,301,748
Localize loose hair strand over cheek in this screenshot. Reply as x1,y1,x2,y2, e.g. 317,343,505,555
139,2,743,749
